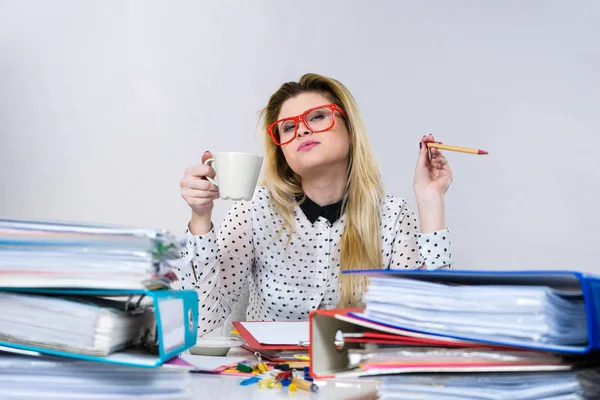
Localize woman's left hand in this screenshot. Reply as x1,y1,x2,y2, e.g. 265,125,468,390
413,134,453,201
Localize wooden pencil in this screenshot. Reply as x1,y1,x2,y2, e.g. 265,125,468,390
426,142,488,155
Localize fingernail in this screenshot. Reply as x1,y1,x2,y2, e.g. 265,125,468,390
203,150,209,154
419,142,422,149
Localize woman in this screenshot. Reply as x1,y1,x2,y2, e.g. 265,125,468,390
178,73,453,335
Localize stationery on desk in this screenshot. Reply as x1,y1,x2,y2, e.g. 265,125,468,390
309,269,600,380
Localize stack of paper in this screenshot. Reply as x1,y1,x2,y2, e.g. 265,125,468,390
0,218,186,289
0,217,198,397
0,218,198,365
310,269,600,391
0,353,191,399
347,346,567,371
361,277,587,347
0,292,155,356
378,369,600,400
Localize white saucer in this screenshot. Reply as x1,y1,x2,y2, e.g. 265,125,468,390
189,336,243,356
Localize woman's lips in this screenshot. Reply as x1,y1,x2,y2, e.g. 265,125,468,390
298,141,320,151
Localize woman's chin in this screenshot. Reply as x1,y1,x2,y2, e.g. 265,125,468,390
292,154,348,176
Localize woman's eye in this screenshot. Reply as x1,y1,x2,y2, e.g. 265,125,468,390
309,114,324,122
282,123,295,133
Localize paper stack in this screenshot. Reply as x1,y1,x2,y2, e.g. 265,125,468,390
0,218,197,398
379,370,600,400
0,218,187,290
0,353,191,399
309,270,600,399
360,275,587,349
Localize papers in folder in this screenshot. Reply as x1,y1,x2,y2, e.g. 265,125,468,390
0,292,154,356
237,321,309,346
0,218,186,289
378,370,600,400
232,321,310,362
0,353,190,399
360,277,588,348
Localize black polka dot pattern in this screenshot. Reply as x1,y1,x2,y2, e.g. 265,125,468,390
174,187,453,335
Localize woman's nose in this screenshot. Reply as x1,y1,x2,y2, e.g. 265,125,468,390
296,121,312,137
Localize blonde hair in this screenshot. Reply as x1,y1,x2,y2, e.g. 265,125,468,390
259,73,384,307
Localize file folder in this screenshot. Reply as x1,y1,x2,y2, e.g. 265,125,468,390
0,287,198,368
309,308,578,379
232,321,307,351
343,269,600,354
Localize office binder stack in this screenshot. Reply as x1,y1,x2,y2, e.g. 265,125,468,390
309,270,600,399
378,370,600,399
0,218,199,398
0,353,192,399
0,218,187,290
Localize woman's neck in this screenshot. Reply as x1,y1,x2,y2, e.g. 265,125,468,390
301,166,348,206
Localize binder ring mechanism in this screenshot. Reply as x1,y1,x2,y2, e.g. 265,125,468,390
124,295,159,349
187,309,194,333
298,332,344,350
124,295,146,315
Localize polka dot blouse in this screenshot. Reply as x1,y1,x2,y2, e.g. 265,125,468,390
176,186,453,335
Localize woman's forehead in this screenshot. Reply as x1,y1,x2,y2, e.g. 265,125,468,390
277,92,330,120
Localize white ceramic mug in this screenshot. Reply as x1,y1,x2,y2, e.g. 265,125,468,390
203,152,263,201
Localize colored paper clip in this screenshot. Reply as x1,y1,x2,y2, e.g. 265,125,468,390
291,377,319,392
240,376,261,386
236,363,253,373
258,377,275,389
254,352,269,373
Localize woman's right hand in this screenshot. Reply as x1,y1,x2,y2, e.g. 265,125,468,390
180,151,220,234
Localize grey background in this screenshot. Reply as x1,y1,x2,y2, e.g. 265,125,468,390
1,0,598,302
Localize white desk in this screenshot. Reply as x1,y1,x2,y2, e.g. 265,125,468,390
187,348,381,399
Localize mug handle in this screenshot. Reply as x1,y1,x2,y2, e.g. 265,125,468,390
203,158,218,186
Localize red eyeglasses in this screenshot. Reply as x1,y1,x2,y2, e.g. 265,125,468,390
267,104,347,146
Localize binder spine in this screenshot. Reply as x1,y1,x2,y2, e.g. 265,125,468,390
154,290,198,362
580,275,600,352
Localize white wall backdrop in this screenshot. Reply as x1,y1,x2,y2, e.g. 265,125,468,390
1,0,599,272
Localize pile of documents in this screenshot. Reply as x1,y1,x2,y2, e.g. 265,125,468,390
309,270,600,399
0,292,156,356
0,218,186,289
0,353,191,399
379,370,600,400
0,218,196,398
361,276,587,348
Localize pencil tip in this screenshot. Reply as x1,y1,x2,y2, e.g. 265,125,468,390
478,150,489,155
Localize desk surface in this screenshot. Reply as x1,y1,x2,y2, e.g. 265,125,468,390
187,348,381,399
